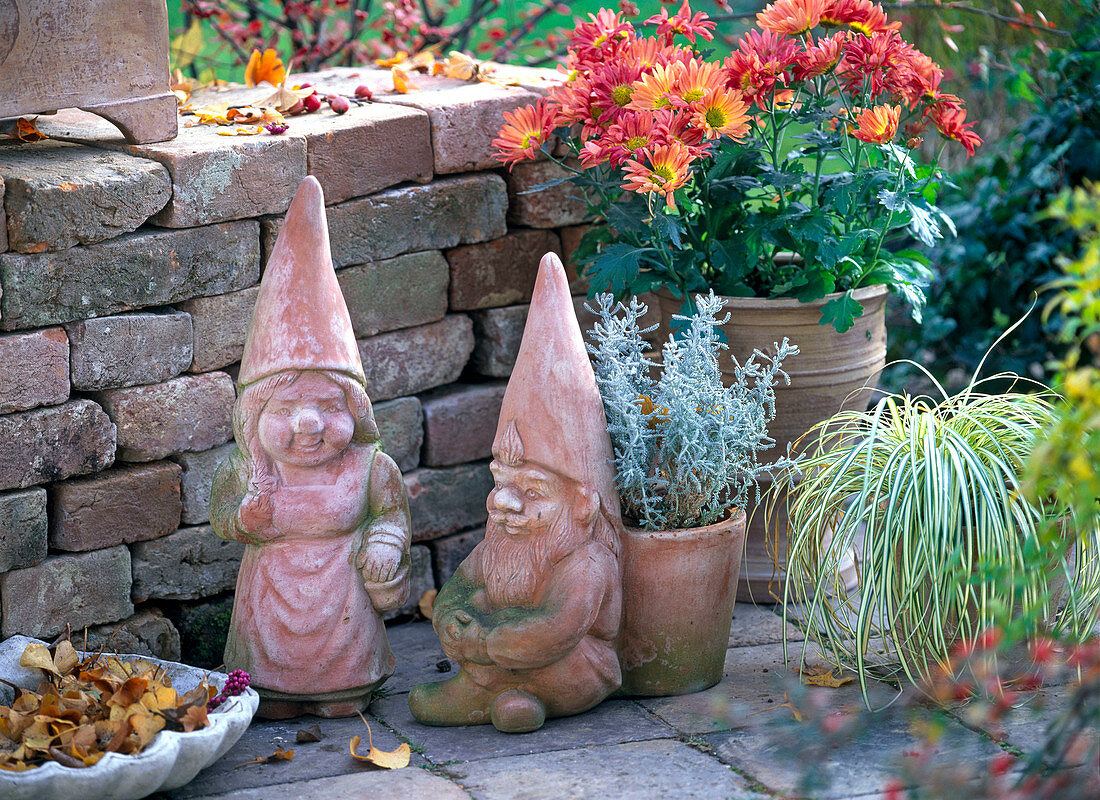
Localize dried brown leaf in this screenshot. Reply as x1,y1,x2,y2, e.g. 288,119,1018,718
296,723,323,743
20,643,59,676
53,641,79,676
237,747,295,768
418,589,437,619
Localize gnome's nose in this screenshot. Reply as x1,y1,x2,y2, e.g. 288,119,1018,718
294,408,323,435
493,486,524,514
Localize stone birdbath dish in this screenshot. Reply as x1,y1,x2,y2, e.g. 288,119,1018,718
0,636,259,800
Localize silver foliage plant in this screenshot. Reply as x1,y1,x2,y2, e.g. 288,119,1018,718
586,291,799,531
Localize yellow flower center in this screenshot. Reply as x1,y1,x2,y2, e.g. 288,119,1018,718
682,88,704,102
849,21,873,36
651,164,675,185
704,106,728,129
520,131,541,149
611,84,633,107
625,135,649,150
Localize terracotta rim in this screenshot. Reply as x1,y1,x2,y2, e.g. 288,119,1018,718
657,283,889,311
622,510,747,540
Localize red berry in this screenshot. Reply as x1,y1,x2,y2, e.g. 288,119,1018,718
329,95,350,114
299,82,312,88
354,84,373,100
303,93,322,112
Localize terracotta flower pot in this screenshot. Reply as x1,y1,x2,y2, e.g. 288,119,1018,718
618,512,747,697
654,286,887,602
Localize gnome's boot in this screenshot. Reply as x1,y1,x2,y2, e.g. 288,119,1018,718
490,689,546,733
408,671,495,726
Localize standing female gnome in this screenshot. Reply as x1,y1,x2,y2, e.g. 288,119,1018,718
210,176,412,719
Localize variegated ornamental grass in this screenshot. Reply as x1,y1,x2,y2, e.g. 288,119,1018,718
776,375,1100,701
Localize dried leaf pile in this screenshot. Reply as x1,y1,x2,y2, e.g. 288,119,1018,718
0,641,216,772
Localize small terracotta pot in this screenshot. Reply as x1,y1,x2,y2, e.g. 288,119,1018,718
618,512,747,696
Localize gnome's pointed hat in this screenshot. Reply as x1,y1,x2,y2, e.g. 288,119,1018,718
494,253,621,519
238,176,365,388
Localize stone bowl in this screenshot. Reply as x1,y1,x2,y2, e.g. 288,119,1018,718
0,636,259,800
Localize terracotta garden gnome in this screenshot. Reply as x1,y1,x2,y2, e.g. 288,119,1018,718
408,253,624,733
210,176,412,719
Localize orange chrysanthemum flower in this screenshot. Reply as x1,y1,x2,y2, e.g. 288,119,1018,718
599,111,670,166
821,0,900,35
622,141,694,209
673,58,724,104
628,64,678,111
794,32,846,79
757,0,827,36
569,9,635,68
627,36,677,70
849,104,900,143
645,0,716,44
692,89,751,140
244,49,286,88
590,62,645,122
929,102,982,157
492,99,557,168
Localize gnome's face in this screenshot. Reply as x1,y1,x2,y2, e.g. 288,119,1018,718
487,460,570,539
258,372,355,468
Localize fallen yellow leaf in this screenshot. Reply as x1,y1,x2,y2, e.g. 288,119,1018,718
441,51,479,81
3,117,47,143
392,67,418,94
237,747,294,768
19,643,59,676
418,589,437,619
350,712,410,769
245,49,286,88
215,126,264,136
376,51,409,67
799,664,854,688
409,51,436,73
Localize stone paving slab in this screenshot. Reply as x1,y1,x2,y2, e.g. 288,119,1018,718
705,706,1005,799
182,766,470,800
637,642,899,736
382,619,453,694
729,602,806,648
164,712,426,799
953,686,1097,768
371,691,677,764
447,738,762,800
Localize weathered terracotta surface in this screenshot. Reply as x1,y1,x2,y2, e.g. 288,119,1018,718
618,513,747,696
210,177,411,719
655,287,885,602
0,0,177,143
409,253,623,733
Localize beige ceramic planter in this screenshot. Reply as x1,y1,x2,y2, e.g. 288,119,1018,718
618,512,747,696
655,286,887,601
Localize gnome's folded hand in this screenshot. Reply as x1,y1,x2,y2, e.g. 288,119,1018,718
439,610,490,665
357,540,403,584
237,490,275,539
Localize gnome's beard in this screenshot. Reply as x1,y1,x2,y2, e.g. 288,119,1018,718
481,509,579,608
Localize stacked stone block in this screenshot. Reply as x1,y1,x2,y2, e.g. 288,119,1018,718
0,66,591,665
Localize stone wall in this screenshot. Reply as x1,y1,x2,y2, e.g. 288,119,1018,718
0,66,594,665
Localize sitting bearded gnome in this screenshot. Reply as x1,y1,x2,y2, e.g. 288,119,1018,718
408,253,624,733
